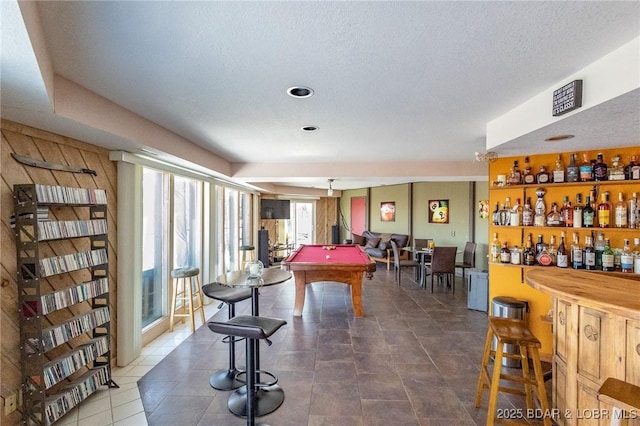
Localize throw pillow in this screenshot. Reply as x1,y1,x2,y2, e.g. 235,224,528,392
364,237,381,249
352,233,366,246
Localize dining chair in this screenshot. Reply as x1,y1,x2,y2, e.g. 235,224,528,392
390,240,419,286
428,246,457,294
455,241,477,282
412,238,432,260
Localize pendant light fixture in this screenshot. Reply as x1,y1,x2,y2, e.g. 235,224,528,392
327,179,334,196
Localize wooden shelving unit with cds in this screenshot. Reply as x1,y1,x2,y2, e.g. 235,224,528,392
14,184,118,426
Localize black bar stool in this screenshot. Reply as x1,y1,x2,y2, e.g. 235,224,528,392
202,282,252,390
208,315,287,426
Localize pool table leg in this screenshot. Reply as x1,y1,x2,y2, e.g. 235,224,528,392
350,272,364,317
293,271,306,316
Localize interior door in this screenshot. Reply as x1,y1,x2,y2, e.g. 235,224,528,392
351,196,366,236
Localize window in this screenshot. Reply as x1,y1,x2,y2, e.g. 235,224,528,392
141,169,169,328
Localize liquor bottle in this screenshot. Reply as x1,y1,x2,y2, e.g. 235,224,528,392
593,153,608,181
601,238,615,271
614,192,628,228
608,154,625,181
536,165,551,184
500,242,511,264
510,245,522,265
579,153,593,181
633,237,640,274
534,188,546,227
597,191,611,228
522,197,534,226
548,235,558,265
491,233,501,262
573,193,583,228
522,157,535,184
620,239,633,273
499,198,511,226
523,234,536,266
492,202,500,226
556,232,568,268
595,233,606,270
582,195,595,228
535,234,546,256
546,202,564,227
566,153,579,182
507,161,522,185
630,192,639,229
509,198,522,226
584,235,596,270
536,240,553,266
560,196,573,227
571,232,583,269
625,155,640,180
553,154,565,183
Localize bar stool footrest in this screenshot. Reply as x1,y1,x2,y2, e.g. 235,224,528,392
233,369,279,388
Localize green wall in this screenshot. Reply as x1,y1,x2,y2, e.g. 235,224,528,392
339,181,489,270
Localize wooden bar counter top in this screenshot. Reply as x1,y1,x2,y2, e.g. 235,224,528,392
525,268,640,426
526,269,640,321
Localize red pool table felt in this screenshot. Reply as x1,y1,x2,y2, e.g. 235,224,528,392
281,244,375,317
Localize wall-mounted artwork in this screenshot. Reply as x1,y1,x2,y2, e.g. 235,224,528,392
478,200,490,219
428,199,449,224
380,201,395,222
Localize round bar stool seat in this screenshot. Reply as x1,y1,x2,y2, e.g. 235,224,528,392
202,282,252,390
208,315,287,426
169,267,205,332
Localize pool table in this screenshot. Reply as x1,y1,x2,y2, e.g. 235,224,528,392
281,244,376,317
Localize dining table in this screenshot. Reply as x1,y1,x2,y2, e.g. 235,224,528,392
215,267,292,417
403,247,433,288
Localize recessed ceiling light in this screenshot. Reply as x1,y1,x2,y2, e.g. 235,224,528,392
545,134,575,141
287,86,314,98
302,126,318,132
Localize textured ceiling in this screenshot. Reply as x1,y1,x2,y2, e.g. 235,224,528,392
1,1,639,193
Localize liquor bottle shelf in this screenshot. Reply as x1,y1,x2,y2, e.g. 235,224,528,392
490,179,638,190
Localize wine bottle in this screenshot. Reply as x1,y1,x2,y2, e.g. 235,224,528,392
556,232,568,268
621,239,633,273
595,233,606,270
614,192,627,228
571,232,583,269
601,238,615,271
584,236,596,270
597,191,611,228
491,233,501,262
560,196,573,227
582,195,595,228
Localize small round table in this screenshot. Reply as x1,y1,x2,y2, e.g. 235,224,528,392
216,268,292,418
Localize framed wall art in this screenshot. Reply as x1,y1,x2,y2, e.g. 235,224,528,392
428,199,449,224
380,201,395,222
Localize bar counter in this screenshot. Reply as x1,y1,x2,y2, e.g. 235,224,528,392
525,268,640,426
526,269,640,321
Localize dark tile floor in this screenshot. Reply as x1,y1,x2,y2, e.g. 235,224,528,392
138,266,549,425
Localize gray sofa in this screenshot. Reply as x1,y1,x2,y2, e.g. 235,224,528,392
353,231,410,270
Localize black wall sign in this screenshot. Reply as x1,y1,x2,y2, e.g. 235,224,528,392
552,80,583,116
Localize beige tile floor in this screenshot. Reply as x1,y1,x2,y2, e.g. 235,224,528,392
57,303,220,426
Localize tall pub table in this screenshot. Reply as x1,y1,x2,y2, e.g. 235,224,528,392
215,268,292,417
